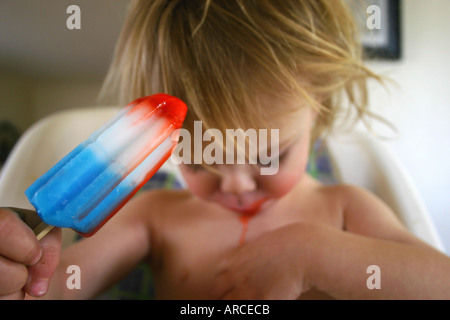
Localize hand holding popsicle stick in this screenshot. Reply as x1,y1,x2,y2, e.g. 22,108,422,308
0,208,61,299
0,94,187,299
6,207,54,240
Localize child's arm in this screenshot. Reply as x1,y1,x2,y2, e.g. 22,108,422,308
302,223,450,299
311,185,450,299
38,191,157,299
211,186,450,299
212,222,450,299
340,185,433,248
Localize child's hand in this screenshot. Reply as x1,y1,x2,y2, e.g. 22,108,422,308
0,208,61,299
210,223,311,300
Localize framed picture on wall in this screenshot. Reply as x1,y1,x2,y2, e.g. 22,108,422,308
348,0,401,60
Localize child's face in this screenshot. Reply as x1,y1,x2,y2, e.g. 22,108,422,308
179,106,315,217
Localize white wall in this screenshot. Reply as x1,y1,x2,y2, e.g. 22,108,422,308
31,79,104,120
0,73,33,131
367,0,450,253
0,75,103,130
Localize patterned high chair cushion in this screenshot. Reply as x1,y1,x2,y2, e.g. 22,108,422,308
96,140,337,299
307,140,338,185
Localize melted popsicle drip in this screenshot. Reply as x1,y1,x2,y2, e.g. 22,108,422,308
236,197,269,245
239,216,250,246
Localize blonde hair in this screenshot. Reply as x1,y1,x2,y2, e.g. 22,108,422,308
101,0,386,141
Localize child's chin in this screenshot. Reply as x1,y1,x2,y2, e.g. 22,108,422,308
223,198,275,218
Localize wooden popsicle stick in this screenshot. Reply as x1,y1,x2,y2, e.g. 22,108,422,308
33,222,54,241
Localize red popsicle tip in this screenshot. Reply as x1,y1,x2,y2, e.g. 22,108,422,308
138,93,188,129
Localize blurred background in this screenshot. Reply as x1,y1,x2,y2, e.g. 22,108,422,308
0,0,449,253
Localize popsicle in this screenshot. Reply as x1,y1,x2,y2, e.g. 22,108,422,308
24,93,187,237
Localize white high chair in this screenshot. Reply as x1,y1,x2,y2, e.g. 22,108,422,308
327,131,445,252
0,107,445,252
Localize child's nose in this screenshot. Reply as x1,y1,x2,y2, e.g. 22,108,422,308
220,168,257,195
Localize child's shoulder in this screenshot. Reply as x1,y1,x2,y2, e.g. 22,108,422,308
134,188,194,212
313,182,393,221
124,189,198,233
303,176,369,206
308,176,375,203
315,182,425,245
317,183,388,213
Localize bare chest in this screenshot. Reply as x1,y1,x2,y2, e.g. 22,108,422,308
150,195,343,299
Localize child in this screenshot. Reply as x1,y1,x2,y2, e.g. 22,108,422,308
1,0,450,300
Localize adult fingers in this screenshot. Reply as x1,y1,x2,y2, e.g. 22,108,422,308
25,227,62,297
0,209,42,266
0,255,28,297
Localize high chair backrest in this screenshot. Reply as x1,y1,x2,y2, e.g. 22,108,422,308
327,130,445,252
0,107,120,209
0,107,120,246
